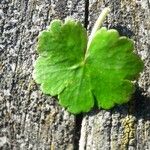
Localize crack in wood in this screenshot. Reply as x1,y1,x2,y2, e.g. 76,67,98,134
84,0,89,29
74,1,89,150
74,114,83,150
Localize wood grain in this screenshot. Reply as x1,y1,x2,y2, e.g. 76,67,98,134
79,0,150,150
0,0,85,149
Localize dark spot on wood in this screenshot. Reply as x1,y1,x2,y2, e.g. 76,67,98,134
109,24,134,38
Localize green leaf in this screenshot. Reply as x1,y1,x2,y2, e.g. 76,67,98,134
33,19,143,114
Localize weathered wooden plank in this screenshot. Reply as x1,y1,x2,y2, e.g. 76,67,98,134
79,0,150,150
1,0,150,149
0,0,85,149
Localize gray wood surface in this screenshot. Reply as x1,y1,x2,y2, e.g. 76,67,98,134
0,0,150,150
0,0,85,149
79,1,150,150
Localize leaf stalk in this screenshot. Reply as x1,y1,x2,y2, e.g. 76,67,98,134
87,7,110,50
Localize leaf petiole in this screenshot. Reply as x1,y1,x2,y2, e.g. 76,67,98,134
87,7,110,50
